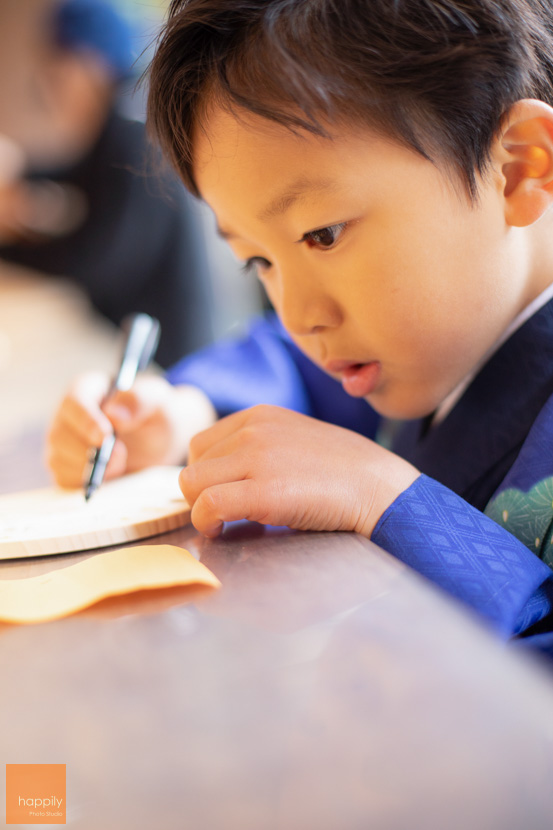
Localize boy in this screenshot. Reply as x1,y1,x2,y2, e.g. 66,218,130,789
47,0,553,651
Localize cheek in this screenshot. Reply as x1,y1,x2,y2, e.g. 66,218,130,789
362,203,491,318
257,271,279,310
342,235,486,367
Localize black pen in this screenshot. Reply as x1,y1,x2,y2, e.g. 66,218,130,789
84,313,161,501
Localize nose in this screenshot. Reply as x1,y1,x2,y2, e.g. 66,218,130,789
273,264,342,336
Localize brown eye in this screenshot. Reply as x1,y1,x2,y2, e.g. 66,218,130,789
303,222,347,249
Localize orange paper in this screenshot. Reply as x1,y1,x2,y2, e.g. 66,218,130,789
0,544,220,624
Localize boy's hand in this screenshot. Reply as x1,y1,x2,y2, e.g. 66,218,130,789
46,371,217,488
180,405,420,538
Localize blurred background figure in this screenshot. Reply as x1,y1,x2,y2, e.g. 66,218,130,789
0,0,261,470
0,0,261,366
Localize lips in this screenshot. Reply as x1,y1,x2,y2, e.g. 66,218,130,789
325,359,381,398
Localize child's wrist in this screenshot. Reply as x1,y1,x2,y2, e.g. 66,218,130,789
356,459,421,538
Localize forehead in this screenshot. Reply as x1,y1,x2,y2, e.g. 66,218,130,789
193,105,352,189
190,102,470,238
192,104,429,210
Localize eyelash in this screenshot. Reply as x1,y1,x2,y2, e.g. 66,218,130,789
241,222,348,276
241,257,271,277
301,222,347,249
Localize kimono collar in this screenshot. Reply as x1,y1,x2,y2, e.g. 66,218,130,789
393,293,553,510
433,281,553,426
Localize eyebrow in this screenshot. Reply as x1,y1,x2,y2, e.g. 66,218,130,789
216,176,339,240
260,176,338,220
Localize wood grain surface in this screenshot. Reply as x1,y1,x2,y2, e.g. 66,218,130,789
0,466,190,558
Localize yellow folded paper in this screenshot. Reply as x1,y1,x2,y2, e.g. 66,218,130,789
0,544,220,624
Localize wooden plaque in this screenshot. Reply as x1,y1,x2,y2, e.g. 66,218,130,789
0,467,190,560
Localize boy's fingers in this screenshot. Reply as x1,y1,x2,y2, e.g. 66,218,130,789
46,423,89,469
101,396,135,433
102,377,171,433
188,407,262,463
50,462,83,489
59,372,114,445
186,431,244,467
47,438,128,487
56,374,166,443
56,396,111,447
179,456,240,505
94,440,129,481
52,451,127,489
190,479,264,538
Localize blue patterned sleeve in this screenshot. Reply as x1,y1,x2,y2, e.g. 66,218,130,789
371,474,553,638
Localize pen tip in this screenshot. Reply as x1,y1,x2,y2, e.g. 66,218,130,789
84,487,93,502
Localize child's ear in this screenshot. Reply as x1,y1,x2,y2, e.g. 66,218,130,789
495,99,553,227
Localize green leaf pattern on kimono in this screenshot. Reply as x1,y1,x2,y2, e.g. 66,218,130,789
485,477,553,568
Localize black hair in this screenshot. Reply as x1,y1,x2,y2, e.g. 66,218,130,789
147,0,553,198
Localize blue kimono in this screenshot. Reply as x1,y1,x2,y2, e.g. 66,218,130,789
167,303,553,657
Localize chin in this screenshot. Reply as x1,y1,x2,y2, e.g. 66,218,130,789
366,391,438,422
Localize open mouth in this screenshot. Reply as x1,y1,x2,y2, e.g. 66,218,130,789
339,362,381,398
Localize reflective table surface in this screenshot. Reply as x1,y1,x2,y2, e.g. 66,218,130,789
1,433,553,829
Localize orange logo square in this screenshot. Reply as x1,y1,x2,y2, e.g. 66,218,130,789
6,764,66,824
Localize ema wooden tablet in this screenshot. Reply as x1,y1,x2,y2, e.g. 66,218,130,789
0,467,191,560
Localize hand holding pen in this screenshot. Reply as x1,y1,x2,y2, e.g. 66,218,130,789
83,313,161,501
46,320,218,491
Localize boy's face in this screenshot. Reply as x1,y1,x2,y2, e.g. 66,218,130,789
193,106,530,419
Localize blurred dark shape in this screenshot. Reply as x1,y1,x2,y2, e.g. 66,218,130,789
0,0,219,368
0,113,217,368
